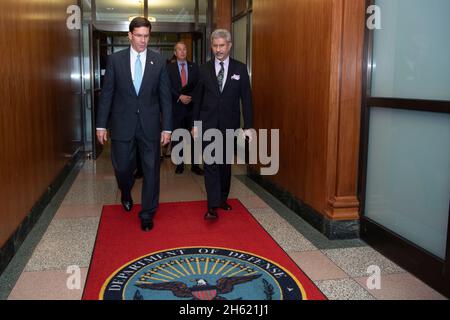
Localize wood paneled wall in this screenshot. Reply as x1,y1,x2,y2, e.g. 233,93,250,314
213,0,232,31
233,0,248,16
179,33,193,62
0,0,82,246
252,0,365,220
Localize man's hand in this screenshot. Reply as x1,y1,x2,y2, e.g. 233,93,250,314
96,129,108,145
161,131,171,146
191,127,198,139
179,95,192,105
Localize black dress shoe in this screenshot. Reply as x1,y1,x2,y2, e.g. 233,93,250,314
175,165,184,174
204,208,218,220
141,219,154,232
191,165,204,176
219,201,232,211
121,196,133,212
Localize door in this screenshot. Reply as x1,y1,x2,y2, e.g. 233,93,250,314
80,21,94,156
359,0,450,297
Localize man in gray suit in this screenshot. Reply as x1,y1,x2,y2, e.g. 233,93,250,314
96,17,172,232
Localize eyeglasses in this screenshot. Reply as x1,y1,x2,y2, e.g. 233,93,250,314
132,33,150,40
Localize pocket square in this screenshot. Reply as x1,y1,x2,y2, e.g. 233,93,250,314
231,74,240,80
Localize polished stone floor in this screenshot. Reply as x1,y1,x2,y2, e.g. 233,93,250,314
0,147,446,300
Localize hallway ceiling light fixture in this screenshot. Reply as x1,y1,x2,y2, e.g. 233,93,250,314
117,0,144,5
128,15,156,22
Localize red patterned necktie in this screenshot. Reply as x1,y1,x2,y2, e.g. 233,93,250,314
180,63,187,87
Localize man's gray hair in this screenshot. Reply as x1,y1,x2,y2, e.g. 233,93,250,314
211,29,232,43
174,41,186,50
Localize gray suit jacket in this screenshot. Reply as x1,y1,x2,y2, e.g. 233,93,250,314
96,48,172,141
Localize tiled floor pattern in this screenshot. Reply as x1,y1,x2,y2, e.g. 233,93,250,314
3,149,446,300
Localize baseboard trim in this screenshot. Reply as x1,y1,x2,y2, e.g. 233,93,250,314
0,151,83,276
247,168,359,240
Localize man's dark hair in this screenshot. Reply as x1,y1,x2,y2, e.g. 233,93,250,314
129,17,152,32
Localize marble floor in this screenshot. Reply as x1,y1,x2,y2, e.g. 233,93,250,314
0,147,446,300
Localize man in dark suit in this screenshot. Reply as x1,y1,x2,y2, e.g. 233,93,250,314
166,42,203,175
96,17,172,231
192,29,254,220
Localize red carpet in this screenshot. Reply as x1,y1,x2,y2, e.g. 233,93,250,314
83,199,326,300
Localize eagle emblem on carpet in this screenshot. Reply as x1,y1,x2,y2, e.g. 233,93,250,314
136,276,262,300
100,247,306,300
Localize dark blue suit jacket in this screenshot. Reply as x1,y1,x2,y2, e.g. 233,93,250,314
96,48,172,142
192,58,253,131
166,60,199,128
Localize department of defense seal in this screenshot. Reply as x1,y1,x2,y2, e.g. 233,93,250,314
100,247,307,300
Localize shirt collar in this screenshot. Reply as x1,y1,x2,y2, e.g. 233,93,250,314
177,60,187,67
215,56,230,68
130,46,147,58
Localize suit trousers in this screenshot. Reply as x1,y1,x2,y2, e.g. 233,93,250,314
111,119,160,220
203,134,232,209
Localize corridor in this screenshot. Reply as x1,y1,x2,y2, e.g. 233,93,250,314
0,0,449,304
0,149,445,300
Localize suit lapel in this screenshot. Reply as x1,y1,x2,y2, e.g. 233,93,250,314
138,50,155,96
122,48,135,95
175,62,182,89
208,59,220,96
186,62,193,86
221,58,236,94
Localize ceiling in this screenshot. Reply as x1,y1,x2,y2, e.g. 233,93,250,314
91,0,208,22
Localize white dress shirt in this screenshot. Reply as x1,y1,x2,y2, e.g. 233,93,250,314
215,56,230,92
